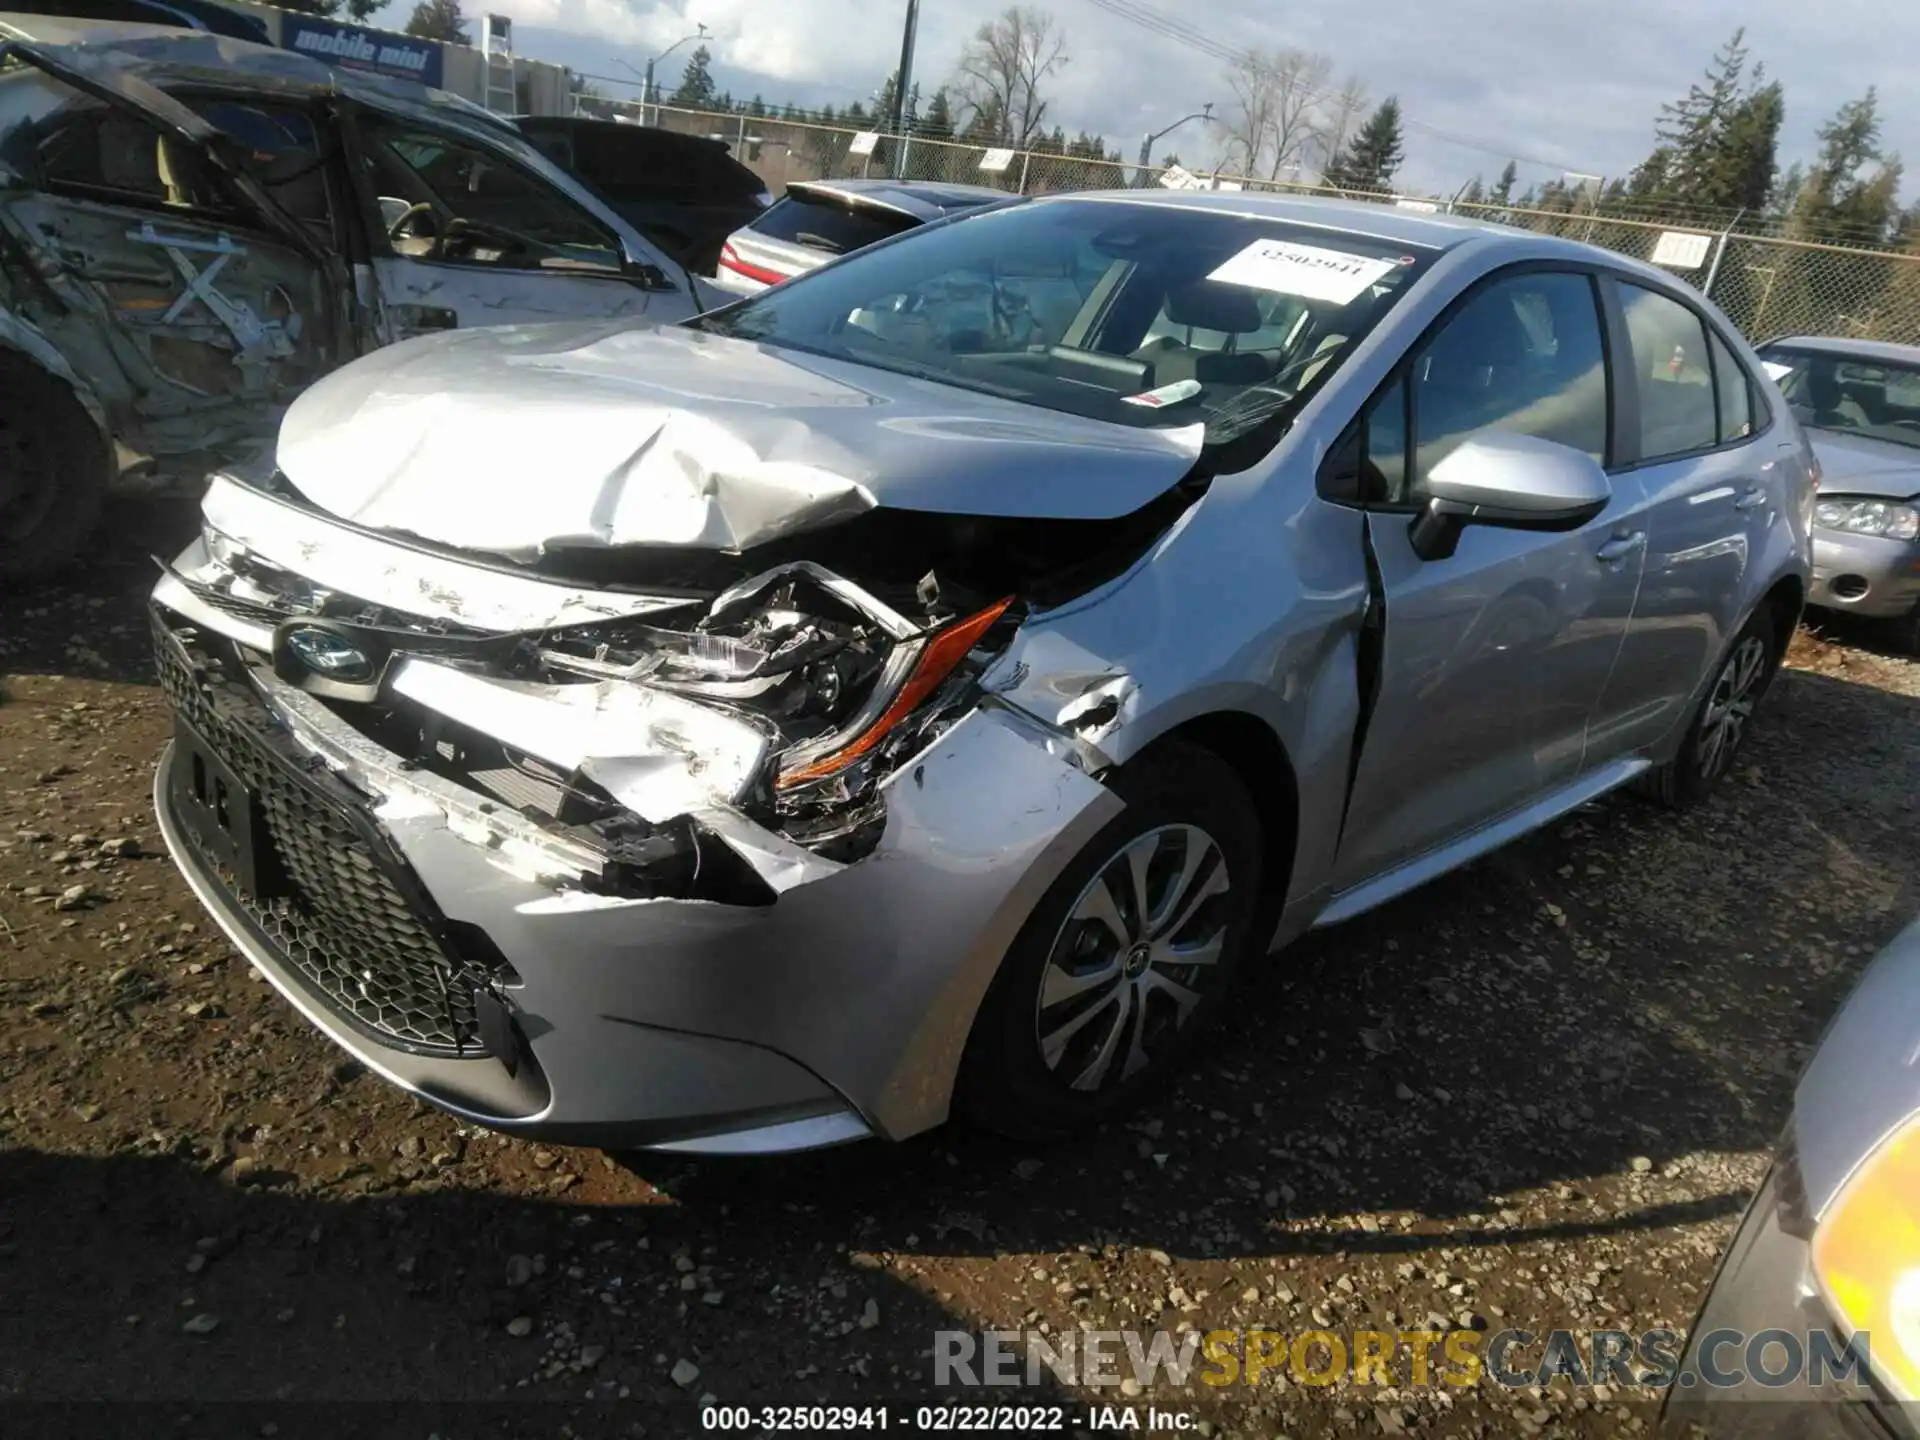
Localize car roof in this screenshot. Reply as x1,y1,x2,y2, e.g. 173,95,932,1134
1029,187,1533,250
788,177,1009,221
1762,335,1920,366
0,14,515,139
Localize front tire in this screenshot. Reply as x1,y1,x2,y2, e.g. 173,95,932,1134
1642,606,1779,809
956,743,1264,1143
1896,603,1920,657
0,358,112,587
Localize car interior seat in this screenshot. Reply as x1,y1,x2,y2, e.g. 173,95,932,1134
1131,280,1275,389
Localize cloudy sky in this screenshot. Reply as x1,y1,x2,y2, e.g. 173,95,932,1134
476,0,1916,197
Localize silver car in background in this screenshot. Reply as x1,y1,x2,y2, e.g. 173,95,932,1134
1664,914,1920,1436
151,193,1814,1154
710,177,1006,294
1757,337,1920,652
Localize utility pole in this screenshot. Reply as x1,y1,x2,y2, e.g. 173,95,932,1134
888,0,920,178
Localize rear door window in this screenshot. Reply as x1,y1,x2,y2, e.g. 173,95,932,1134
751,191,916,255
1707,330,1753,443
1618,284,1718,461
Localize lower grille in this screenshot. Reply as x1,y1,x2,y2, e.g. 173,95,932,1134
154,611,490,1055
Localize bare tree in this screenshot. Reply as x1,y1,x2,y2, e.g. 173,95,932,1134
1267,49,1333,181
953,6,1070,151
1220,53,1280,175
1307,75,1370,180
1220,48,1332,183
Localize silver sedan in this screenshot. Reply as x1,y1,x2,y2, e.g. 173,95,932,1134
1756,336,1920,652
150,191,1815,1154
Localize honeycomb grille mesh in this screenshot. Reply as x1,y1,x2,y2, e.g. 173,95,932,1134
153,611,485,1054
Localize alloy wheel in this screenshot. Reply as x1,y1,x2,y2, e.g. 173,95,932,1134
1695,634,1768,782
1033,823,1233,1094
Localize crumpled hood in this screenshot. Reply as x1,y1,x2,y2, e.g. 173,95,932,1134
1808,430,1920,501
275,319,1205,559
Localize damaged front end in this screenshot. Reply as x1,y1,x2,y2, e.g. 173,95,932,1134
155,474,1039,921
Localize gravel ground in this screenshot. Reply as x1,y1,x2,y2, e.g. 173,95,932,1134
3,497,1918,1439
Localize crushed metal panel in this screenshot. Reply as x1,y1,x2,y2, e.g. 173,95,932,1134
198,474,699,630
389,658,773,823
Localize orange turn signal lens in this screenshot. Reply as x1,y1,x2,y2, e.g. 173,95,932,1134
775,597,1014,789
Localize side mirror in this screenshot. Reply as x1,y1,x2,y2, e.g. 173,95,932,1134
1409,432,1612,561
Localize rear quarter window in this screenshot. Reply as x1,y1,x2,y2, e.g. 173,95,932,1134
751,192,916,254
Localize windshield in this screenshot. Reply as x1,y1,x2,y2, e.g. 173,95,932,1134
1759,345,1920,452
692,198,1434,445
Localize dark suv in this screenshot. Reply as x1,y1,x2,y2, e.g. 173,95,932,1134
513,116,771,276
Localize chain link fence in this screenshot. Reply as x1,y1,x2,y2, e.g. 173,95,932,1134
581,97,1920,346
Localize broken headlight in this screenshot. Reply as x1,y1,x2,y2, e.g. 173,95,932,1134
772,596,1012,790
538,568,1017,854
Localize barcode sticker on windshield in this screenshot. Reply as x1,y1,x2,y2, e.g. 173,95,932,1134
1208,240,1398,304
1123,378,1204,409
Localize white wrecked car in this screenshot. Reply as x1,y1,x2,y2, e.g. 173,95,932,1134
0,17,719,582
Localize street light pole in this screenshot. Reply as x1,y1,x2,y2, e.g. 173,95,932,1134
1135,103,1213,187
631,22,710,126
888,0,920,177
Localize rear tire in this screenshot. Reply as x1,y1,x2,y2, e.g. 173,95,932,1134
1897,603,1920,657
955,743,1264,1143
0,358,111,588
1640,606,1779,809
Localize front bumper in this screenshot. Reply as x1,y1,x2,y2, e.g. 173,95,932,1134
150,605,1119,1151
1809,530,1920,619
1660,1163,1913,1439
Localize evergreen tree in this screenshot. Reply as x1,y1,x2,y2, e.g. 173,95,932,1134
404,0,467,43
1627,148,1672,199
1792,88,1902,242
1654,29,1750,191
1489,161,1518,205
669,45,718,109
1321,96,1403,193
920,88,956,142
1635,31,1782,212
1717,80,1784,210
344,0,387,20
1767,162,1805,220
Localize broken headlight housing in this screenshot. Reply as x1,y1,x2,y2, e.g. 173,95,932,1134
538,565,1019,858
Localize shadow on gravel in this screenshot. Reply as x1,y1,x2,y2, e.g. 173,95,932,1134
0,497,201,686
0,1145,977,1430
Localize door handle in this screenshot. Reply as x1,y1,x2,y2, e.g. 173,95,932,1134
1596,531,1647,563
1733,484,1769,511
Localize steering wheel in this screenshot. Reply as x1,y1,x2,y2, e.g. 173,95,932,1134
386,201,438,242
